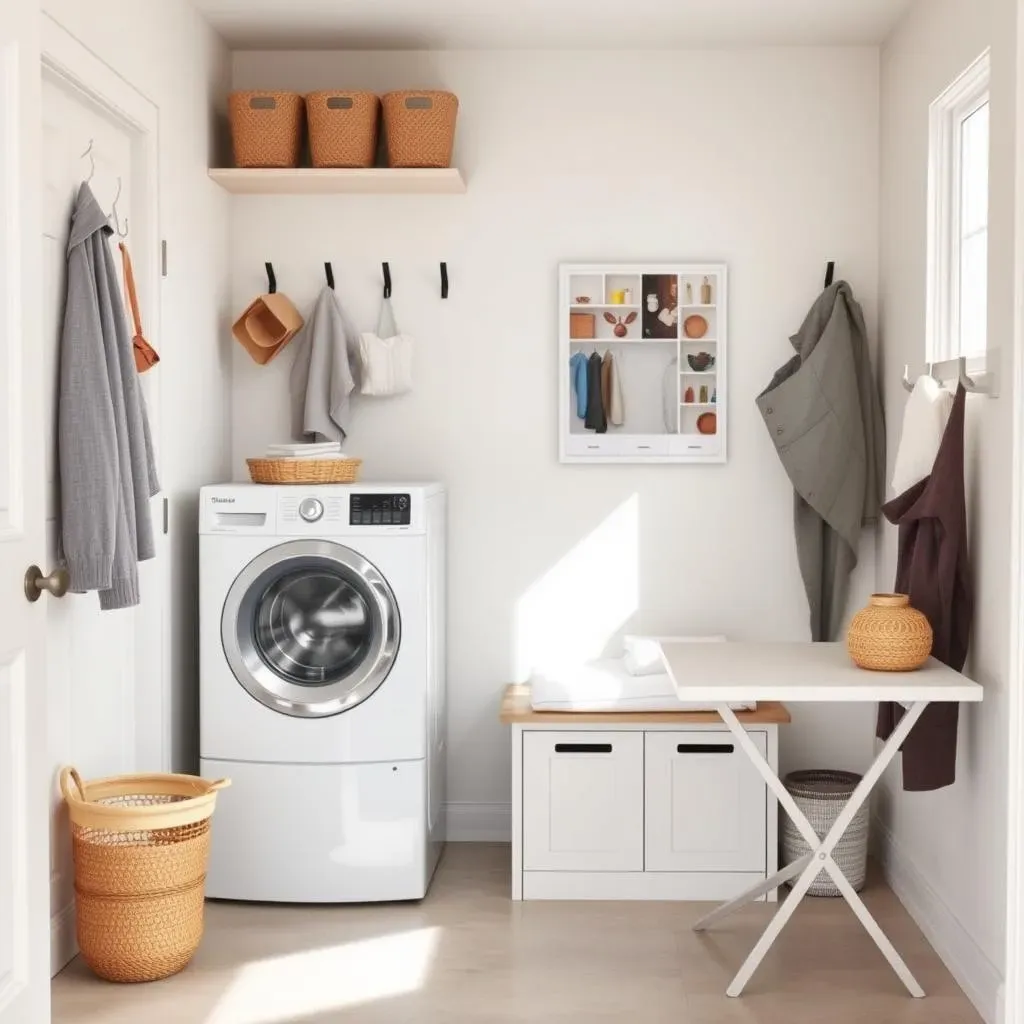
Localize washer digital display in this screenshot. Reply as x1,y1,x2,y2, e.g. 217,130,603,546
350,493,411,526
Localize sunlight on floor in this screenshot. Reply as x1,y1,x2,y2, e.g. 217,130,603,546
204,926,441,1024
515,494,640,676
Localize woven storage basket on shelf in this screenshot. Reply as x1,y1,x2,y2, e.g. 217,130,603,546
229,91,305,168
247,457,362,485
60,767,230,983
781,770,867,897
306,91,380,168
382,91,459,167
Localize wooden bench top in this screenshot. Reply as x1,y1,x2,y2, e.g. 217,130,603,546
499,684,791,725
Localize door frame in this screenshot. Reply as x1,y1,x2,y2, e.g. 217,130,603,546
39,13,168,777
1004,5,1024,1021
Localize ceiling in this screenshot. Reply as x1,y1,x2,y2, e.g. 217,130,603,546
190,0,914,49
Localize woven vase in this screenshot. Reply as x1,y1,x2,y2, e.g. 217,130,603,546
847,593,933,672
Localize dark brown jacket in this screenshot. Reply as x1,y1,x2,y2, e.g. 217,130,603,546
876,384,971,791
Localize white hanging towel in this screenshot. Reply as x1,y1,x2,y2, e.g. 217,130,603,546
359,297,414,396
891,374,954,495
289,286,362,444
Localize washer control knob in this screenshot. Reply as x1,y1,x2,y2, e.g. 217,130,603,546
397,496,409,511
299,497,324,523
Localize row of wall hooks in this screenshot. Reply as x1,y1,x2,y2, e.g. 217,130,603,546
902,356,997,397
262,261,450,299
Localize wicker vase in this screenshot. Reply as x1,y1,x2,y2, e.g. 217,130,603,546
847,593,933,671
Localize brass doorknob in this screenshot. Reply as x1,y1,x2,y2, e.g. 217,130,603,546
24,565,70,602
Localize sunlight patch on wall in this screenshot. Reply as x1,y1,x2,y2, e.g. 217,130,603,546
206,926,441,1024
515,494,640,677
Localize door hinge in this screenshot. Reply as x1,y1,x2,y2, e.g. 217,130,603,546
161,240,168,277
163,497,169,535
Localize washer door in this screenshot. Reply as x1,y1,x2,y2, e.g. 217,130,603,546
222,540,401,718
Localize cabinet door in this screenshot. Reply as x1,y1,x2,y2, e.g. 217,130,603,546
644,731,767,873
523,732,643,871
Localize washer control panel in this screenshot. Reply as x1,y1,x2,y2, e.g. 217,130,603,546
298,497,324,523
350,493,411,527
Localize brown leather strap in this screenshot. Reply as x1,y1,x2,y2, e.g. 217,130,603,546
119,242,144,337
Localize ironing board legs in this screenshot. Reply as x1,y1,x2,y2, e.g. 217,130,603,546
704,701,930,999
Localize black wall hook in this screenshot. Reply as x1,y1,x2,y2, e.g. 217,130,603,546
265,262,277,294
824,261,836,288
440,262,449,299
382,262,392,299
325,262,335,290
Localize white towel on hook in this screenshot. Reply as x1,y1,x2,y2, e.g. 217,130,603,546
891,375,954,495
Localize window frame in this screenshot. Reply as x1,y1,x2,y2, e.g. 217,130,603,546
926,49,991,365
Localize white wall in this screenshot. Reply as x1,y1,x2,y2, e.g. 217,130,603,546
41,0,234,773
877,2,1017,1019
229,48,882,832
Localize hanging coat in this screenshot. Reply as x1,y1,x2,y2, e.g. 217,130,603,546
290,285,362,443
585,351,607,432
756,282,886,640
569,351,588,419
877,384,971,791
58,183,160,610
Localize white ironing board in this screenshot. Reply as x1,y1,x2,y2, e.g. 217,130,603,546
658,640,984,999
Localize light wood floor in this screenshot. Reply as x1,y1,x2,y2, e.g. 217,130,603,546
52,843,982,1024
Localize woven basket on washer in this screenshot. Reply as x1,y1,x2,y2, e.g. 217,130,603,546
781,770,868,896
382,91,459,167
247,457,362,485
60,767,230,983
306,91,380,168
229,91,305,168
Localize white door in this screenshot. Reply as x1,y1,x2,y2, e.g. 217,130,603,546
644,731,768,873
40,67,161,973
522,732,644,872
0,3,50,1023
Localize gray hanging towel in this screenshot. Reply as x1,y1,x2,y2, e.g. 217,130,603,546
290,285,362,443
58,182,160,611
755,282,885,640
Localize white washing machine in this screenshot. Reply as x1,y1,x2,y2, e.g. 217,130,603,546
199,482,446,902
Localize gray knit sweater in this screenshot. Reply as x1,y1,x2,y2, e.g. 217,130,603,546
58,183,159,610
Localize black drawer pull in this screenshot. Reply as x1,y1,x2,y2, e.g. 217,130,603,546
677,743,734,754
555,743,612,754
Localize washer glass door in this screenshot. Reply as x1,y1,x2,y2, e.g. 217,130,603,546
223,540,401,718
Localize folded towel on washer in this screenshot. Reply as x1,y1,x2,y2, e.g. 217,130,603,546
265,442,345,460
529,658,754,713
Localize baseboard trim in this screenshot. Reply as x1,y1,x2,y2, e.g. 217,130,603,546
875,817,1002,1023
50,901,77,977
445,802,511,842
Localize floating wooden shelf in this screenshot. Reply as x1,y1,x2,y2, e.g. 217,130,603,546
208,167,467,195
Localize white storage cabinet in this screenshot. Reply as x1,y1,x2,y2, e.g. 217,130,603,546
503,688,786,901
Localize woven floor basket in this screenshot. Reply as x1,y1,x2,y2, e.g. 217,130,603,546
60,767,230,983
382,91,459,167
229,91,305,168
247,457,362,484
306,91,380,168
781,770,868,897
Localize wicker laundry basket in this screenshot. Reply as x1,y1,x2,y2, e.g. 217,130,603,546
781,770,868,896
382,91,458,167
229,91,305,168
306,91,380,168
60,767,230,983
247,457,362,484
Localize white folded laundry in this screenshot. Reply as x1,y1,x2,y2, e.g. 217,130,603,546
529,659,753,713
265,441,343,460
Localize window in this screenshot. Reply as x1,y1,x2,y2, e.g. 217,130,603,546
927,50,991,363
